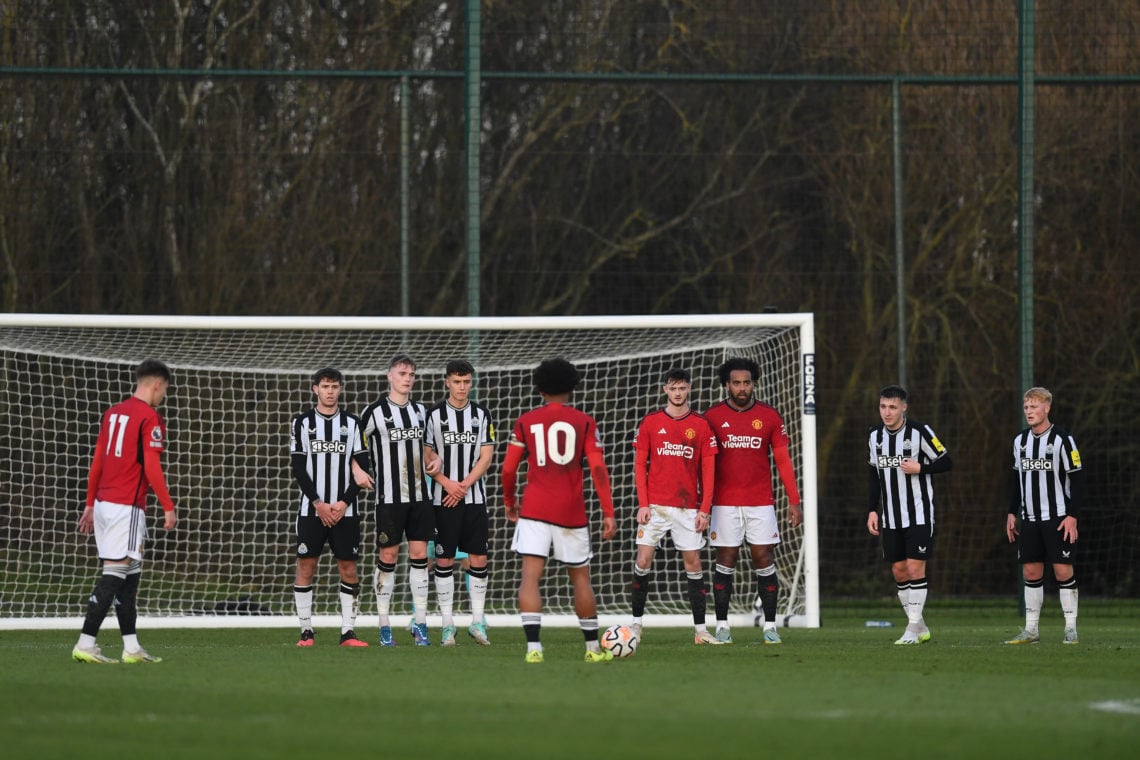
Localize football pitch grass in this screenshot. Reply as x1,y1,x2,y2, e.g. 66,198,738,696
2,601,1136,759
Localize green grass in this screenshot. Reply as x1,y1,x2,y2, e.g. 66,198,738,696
2,602,1137,759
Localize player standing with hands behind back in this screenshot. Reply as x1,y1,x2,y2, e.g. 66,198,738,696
1005,387,1084,645
866,385,953,645
73,359,177,664
704,357,802,645
501,358,617,664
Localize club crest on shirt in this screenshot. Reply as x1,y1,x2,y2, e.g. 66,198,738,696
684,427,696,440
751,419,764,431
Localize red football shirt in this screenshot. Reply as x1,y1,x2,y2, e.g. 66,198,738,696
632,409,717,510
86,396,173,510
704,400,790,507
508,402,605,528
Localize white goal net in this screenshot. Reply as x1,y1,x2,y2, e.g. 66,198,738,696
0,314,818,628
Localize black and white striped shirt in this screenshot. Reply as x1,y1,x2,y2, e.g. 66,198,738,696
1011,425,1082,521
360,396,432,506
425,400,496,506
290,408,367,517
867,419,949,529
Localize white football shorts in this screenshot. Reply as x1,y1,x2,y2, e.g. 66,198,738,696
93,499,147,561
709,504,780,548
511,518,593,566
635,505,708,552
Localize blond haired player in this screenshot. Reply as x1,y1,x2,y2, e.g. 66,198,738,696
356,354,441,647
1005,387,1084,645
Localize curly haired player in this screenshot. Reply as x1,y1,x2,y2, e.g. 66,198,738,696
704,357,802,645
501,358,616,664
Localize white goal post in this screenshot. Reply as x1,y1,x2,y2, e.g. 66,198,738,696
0,313,818,629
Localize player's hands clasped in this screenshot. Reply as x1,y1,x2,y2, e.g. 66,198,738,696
441,477,468,508
313,500,337,528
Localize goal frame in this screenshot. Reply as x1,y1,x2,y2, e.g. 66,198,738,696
0,312,819,630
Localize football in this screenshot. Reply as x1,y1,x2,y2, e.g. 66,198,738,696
600,624,639,658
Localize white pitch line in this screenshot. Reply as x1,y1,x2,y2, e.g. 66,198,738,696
1088,699,1140,716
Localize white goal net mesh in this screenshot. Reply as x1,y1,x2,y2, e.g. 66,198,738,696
0,315,816,626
